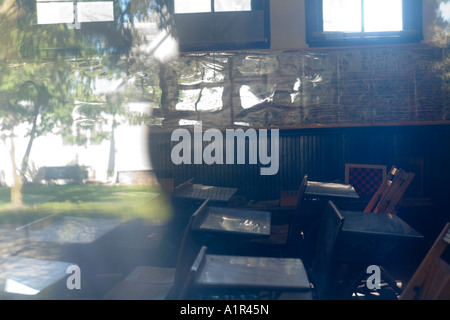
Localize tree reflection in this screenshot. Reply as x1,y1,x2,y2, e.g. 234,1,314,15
0,60,72,206
427,0,450,119
0,0,168,207
1,0,450,208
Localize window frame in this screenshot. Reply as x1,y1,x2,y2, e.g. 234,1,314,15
305,0,423,47
171,0,271,52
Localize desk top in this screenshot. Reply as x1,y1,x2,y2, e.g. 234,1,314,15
341,210,423,239
195,254,311,291
0,256,74,296
305,181,360,199
192,206,271,237
174,184,238,203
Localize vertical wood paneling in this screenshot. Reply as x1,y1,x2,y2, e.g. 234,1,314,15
149,125,450,202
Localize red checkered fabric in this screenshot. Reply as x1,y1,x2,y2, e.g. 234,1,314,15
348,167,384,197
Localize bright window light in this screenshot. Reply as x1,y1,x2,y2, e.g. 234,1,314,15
36,2,74,24
323,0,361,32
5,279,40,295
174,0,251,13
214,0,251,12
439,1,450,21
240,85,265,109
174,0,211,14
364,0,402,32
77,2,114,23
323,0,403,33
37,1,114,25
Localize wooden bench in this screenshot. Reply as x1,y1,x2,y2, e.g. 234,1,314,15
39,166,88,184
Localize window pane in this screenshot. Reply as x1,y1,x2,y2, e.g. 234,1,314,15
323,0,361,32
364,0,402,32
174,0,211,14
77,2,115,23
36,2,74,24
215,0,251,12
440,1,450,21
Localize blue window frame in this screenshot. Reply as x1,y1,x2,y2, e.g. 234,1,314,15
172,0,270,52
305,0,423,47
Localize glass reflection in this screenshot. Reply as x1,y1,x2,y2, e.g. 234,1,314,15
0,0,448,300
77,1,114,23
323,0,403,33
0,0,170,300
36,1,74,24
240,85,266,109
214,0,251,12
174,0,210,14
323,0,361,32
440,1,450,21
364,0,402,32
174,0,251,13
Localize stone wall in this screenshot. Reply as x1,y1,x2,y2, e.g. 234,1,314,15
154,43,448,130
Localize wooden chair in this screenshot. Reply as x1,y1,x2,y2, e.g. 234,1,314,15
343,222,450,300
288,174,309,243
400,222,450,300
253,175,308,244
104,199,207,300
174,178,195,192
307,200,346,300
363,165,397,212
176,246,208,300
245,175,308,256
164,199,208,299
363,165,415,215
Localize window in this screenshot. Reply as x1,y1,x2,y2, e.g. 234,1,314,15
174,0,252,13
172,0,270,52
36,0,114,28
174,0,211,14
305,0,423,47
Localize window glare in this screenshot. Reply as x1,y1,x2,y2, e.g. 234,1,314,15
36,2,74,24
215,0,251,12
174,0,211,14
323,0,403,33
364,0,403,32
440,1,450,21
323,0,361,32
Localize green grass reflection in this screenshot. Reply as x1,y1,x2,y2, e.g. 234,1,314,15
0,184,173,227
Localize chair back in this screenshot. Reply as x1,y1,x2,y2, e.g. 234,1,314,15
167,198,209,299
364,166,414,215
364,165,397,212
400,222,450,300
174,178,195,192
177,246,207,299
310,200,345,299
374,169,414,215
288,174,308,243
